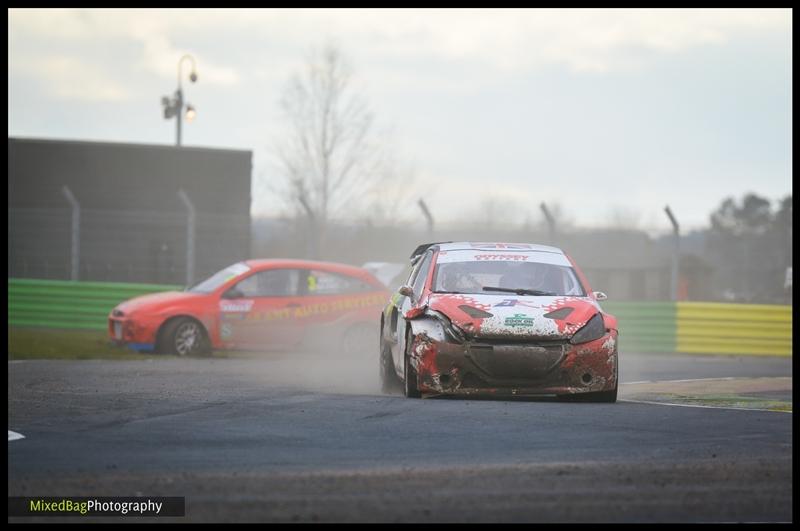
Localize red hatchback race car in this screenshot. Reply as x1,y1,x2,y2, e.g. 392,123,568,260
109,259,389,356
379,242,619,402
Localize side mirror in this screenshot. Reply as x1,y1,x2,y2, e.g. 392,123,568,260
398,285,415,302
223,288,244,299
593,291,608,301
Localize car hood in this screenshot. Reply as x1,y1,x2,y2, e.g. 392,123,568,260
426,293,601,340
115,291,205,316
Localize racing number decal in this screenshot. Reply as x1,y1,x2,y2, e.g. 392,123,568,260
307,274,318,292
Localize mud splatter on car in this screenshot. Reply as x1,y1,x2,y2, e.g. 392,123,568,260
380,242,618,401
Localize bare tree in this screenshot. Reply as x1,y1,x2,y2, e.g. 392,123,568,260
275,44,399,258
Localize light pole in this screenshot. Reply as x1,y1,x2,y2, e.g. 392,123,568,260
161,54,198,146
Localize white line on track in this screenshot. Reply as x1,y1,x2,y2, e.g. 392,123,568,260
654,377,738,383
619,399,792,413
622,377,743,385
8,431,26,441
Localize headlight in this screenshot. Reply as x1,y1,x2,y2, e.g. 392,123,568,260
570,313,605,345
426,309,466,343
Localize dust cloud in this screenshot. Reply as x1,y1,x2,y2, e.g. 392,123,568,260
226,326,388,396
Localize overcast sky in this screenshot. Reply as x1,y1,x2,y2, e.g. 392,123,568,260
8,8,792,233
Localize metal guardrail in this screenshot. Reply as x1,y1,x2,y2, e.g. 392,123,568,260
8,278,181,330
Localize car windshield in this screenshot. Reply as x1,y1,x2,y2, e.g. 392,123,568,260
187,262,251,294
432,251,585,296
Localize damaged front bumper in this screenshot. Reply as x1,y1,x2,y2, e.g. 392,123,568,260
408,323,618,397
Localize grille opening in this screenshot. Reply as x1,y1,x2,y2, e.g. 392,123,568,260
472,337,569,346
439,374,451,385
581,373,592,384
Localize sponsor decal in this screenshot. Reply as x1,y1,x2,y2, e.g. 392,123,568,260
220,323,233,339
220,300,255,313
504,313,534,327
437,249,572,266
494,298,540,309
469,243,532,249
292,293,386,319
221,293,387,323
474,254,529,261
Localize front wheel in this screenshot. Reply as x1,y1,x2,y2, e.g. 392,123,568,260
159,318,208,356
558,387,617,403
403,328,421,399
380,343,401,394
559,348,618,403
579,386,618,403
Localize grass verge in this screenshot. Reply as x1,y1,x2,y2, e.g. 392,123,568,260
8,326,265,360
9,327,163,360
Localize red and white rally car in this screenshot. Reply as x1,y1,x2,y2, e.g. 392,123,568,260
379,242,618,401
109,259,389,356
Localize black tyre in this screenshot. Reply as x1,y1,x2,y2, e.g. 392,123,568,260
159,317,208,356
380,343,401,394
596,347,620,403
580,385,618,403
559,348,618,403
403,328,421,399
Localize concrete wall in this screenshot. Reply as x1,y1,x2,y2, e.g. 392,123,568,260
8,137,252,285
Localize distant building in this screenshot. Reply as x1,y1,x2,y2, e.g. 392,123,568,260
8,137,252,285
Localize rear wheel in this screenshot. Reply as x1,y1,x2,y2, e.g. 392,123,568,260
159,318,209,356
403,328,421,399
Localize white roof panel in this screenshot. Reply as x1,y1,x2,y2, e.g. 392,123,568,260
436,248,572,266
437,242,565,254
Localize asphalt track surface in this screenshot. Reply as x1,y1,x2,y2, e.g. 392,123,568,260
8,351,793,522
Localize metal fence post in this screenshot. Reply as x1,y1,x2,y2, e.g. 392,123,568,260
178,189,196,287
61,186,80,281
540,202,556,245
664,205,680,301
298,194,318,259
417,199,434,239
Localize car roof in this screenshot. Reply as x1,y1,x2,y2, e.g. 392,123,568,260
243,259,380,282
411,241,565,258
438,242,565,253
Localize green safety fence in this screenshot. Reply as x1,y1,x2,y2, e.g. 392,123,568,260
601,301,676,354
601,300,792,356
7,279,793,356
8,278,181,331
